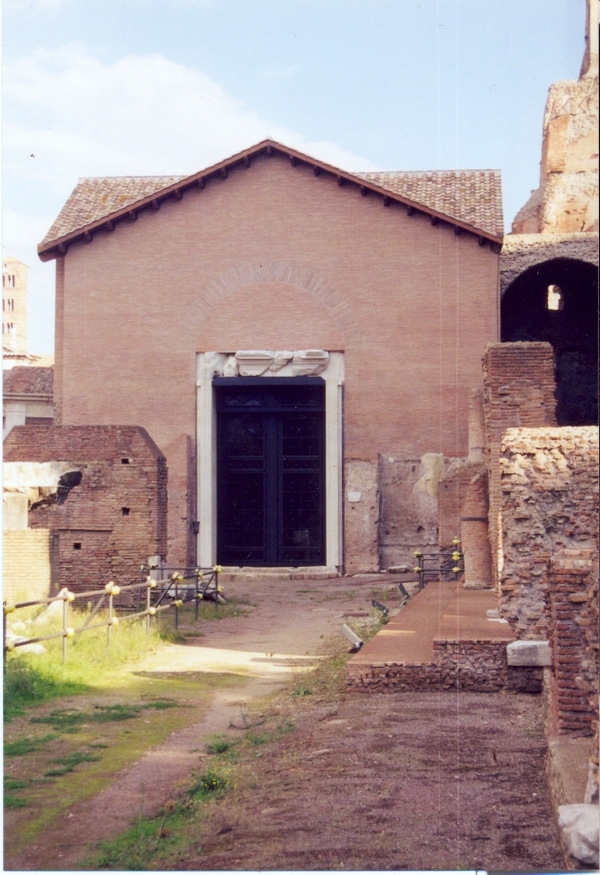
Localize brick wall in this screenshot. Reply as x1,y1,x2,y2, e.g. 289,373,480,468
3,425,168,595
53,152,499,566
3,529,58,603
482,342,557,588
546,549,597,738
498,427,599,639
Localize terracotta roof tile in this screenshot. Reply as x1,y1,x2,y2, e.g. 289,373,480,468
41,176,186,245
3,366,54,397
40,144,503,249
356,170,503,238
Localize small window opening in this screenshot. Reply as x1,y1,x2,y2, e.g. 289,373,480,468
547,284,564,311
73,542,82,550
121,457,130,464
121,507,130,516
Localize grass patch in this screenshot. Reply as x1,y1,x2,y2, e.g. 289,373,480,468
3,660,88,722
94,816,166,870
4,733,58,757
141,699,178,711
4,606,168,722
4,777,30,791
30,703,147,730
4,793,28,808
48,750,102,768
92,704,142,722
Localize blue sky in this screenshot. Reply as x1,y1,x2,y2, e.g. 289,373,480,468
3,0,586,355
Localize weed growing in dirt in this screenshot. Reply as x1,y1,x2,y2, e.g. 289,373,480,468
4,733,58,757
189,767,229,798
92,766,231,869
292,684,314,698
205,735,237,756
245,723,289,746
94,816,167,870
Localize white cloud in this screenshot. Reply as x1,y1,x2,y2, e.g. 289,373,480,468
3,45,379,354
4,45,378,181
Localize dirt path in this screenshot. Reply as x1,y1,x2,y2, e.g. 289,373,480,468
4,574,566,872
4,575,383,870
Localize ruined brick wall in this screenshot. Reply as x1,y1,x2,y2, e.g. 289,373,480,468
3,529,58,603
499,427,599,641
347,639,542,694
3,425,168,594
546,549,597,737
482,342,557,588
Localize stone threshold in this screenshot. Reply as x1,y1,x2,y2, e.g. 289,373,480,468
218,566,340,582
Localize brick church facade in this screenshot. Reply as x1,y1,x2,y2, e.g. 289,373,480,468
38,140,503,573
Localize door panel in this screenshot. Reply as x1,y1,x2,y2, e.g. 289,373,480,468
216,382,325,566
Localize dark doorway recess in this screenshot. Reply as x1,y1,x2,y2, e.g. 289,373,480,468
501,258,598,425
215,378,325,566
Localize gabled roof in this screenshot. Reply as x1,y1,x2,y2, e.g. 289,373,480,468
3,366,54,398
38,139,503,260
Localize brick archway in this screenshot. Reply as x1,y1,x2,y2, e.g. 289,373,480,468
180,261,361,347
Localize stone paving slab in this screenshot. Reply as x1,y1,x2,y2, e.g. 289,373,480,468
349,580,514,667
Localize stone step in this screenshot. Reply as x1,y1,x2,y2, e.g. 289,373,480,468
218,566,340,582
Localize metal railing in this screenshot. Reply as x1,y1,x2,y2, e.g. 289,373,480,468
412,538,464,590
3,565,222,668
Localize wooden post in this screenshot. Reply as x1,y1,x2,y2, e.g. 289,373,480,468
62,596,68,665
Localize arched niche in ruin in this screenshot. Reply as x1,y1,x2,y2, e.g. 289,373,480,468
501,257,598,426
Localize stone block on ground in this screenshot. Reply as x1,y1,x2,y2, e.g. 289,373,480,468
558,803,599,868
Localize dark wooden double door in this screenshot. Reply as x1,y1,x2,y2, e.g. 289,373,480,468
216,379,325,566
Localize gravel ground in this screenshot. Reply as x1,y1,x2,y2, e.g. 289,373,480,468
182,687,566,872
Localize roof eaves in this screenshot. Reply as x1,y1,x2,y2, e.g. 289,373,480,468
38,139,503,260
